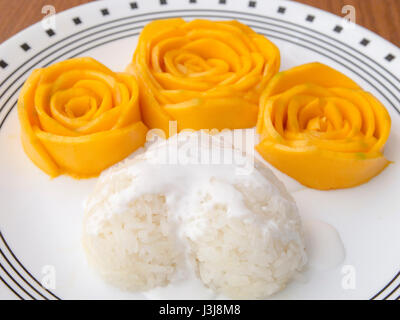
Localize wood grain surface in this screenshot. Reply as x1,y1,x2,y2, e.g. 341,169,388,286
0,0,399,47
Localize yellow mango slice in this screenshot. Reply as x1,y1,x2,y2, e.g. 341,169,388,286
256,62,391,190
18,57,148,178
127,18,280,135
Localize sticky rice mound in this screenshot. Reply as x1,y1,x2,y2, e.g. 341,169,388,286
82,131,307,299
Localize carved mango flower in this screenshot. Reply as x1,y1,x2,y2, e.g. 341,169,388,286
128,18,280,134
256,63,391,190
18,57,148,178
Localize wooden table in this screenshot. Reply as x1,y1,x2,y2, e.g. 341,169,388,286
0,0,399,47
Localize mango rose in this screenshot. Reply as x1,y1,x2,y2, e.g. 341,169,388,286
256,62,391,190
18,57,148,178
127,18,280,134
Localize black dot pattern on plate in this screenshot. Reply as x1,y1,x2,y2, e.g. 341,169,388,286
0,60,7,69
101,8,109,16
73,17,82,25
189,0,196,3
248,1,256,8
306,15,315,22
334,25,343,33
130,2,138,9
20,43,30,51
160,0,167,5
277,6,286,14
360,38,370,46
219,0,226,4
46,29,55,37
385,54,396,62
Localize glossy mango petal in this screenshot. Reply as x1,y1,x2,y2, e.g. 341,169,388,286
256,62,391,190
128,18,280,134
18,57,148,178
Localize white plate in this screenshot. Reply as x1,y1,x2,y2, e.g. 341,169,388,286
0,0,399,300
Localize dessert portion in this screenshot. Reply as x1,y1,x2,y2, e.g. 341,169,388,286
82,132,306,299
127,18,280,134
18,57,148,178
256,63,391,190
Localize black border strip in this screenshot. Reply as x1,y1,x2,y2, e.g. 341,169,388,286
0,9,398,301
